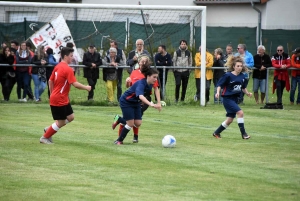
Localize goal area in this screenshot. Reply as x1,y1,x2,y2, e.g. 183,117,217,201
0,1,208,106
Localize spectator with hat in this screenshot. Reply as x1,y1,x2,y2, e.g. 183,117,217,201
290,47,300,105
83,44,102,101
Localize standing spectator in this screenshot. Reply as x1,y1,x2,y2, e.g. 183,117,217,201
1,42,8,53
106,40,126,101
224,44,234,63
253,45,272,104
290,47,300,105
271,45,291,104
213,56,252,140
0,47,15,101
154,44,172,100
173,39,192,103
46,47,58,98
127,39,149,74
212,48,226,104
66,42,79,76
10,40,19,51
25,41,35,101
40,47,91,144
31,45,47,102
16,41,32,102
103,47,124,103
83,44,102,101
194,46,213,103
234,44,254,104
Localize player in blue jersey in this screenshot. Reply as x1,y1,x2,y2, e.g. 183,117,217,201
213,56,252,139
114,67,161,145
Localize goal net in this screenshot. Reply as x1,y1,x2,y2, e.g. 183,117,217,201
0,1,207,105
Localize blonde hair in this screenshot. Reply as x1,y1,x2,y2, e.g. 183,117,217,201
225,56,248,73
36,45,45,60
214,48,223,55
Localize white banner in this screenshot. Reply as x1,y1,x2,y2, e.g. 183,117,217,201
29,14,82,62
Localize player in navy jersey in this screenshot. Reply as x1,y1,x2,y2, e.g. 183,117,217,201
213,56,252,139
114,68,161,145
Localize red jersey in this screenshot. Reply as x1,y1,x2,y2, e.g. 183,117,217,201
49,62,77,106
130,69,159,88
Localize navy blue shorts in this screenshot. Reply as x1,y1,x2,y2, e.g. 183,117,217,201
121,105,142,121
222,96,241,118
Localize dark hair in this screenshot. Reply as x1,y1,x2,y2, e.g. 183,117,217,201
142,68,159,78
179,39,187,45
110,40,118,47
2,46,10,55
10,47,17,54
66,42,74,48
26,41,32,49
46,47,54,55
159,45,166,51
10,40,19,46
61,47,74,59
226,44,233,48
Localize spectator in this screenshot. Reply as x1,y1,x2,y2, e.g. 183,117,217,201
26,41,35,101
31,45,48,102
290,47,300,105
212,48,226,104
106,40,126,101
194,46,213,103
271,45,291,104
16,41,32,102
127,39,149,74
173,39,192,103
224,44,234,63
10,40,19,51
0,47,15,101
154,44,172,100
234,44,254,104
103,47,124,103
46,47,58,98
83,44,102,101
1,42,7,53
66,42,79,76
253,45,272,104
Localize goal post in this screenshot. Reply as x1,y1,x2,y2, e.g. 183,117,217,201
0,1,207,106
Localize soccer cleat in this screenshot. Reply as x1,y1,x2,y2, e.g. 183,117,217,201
112,114,120,130
242,134,251,139
114,140,123,145
213,133,221,139
40,136,53,144
132,135,139,143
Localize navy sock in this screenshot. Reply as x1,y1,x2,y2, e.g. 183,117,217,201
238,123,246,135
117,125,131,142
215,125,226,134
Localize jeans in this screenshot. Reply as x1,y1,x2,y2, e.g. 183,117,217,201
16,71,30,99
195,78,211,102
32,74,46,100
174,71,189,101
253,78,266,93
290,75,300,104
214,83,223,103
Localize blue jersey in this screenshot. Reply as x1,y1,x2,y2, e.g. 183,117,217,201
119,78,153,107
217,72,247,97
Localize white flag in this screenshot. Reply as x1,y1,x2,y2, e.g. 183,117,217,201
29,14,82,62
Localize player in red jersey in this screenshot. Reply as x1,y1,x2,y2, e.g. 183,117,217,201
112,55,161,143
40,47,91,144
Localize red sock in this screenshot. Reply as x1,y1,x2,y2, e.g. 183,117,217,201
133,126,139,136
44,122,60,138
118,124,124,136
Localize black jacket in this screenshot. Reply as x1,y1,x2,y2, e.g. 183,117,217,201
83,51,102,79
103,55,121,82
213,55,226,85
253,54,272,79
31,55,48,75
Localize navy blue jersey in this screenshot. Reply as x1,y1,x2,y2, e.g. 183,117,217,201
217,72,247,97
119,78,153,107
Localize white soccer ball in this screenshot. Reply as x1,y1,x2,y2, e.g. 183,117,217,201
162,135,176,148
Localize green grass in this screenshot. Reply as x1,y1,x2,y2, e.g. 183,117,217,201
0,103,299,201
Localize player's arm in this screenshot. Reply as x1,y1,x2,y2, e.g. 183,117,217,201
153,87,162,108
242,88,252,97
215,86,221,99
139,95,161,111
72,81,91,91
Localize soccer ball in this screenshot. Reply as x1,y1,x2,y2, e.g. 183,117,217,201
162,135,176,148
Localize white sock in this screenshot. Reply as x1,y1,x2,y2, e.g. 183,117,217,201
125,124,132,130
52,122,60,131
237,118,244,123
221,121,229,128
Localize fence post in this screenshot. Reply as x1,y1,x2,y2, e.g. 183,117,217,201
266,68,269,103
24,17,27,41
163,66,166,100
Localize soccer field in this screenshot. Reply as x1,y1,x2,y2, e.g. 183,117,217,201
0,103,299,201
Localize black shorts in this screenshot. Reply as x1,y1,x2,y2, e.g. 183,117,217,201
50,103,73,120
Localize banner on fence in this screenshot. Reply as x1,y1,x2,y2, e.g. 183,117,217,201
29,14,82,62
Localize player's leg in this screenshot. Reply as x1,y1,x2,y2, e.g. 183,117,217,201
114,107,134,144
236,109,250,139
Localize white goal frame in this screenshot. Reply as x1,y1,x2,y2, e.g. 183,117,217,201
0,1,207,106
